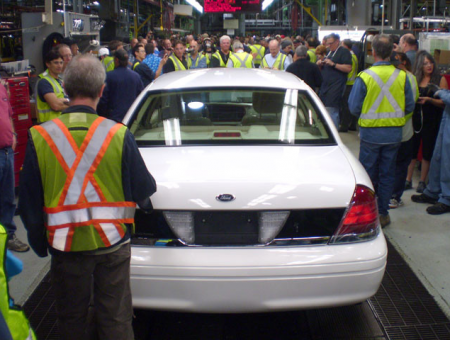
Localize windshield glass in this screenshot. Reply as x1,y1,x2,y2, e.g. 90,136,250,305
128,88,334,146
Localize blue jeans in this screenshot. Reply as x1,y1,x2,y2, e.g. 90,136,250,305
326,106,340,129
359,141,401,216
0,147,16,236
424,110,450,206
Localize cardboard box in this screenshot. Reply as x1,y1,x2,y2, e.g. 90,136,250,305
434,49,450,64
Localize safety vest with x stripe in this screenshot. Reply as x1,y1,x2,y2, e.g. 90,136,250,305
358,65,407,127
229,52,253,68
30,113,136,252
36,75,65,123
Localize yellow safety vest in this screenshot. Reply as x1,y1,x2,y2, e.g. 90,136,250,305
30,113,136,252
346,52,358,85
211,51,228,67
307,49,317,63
169,55,188,71
187,53,207,68
36,75,65,123
358,65,407,127
249,44,265,65
261,53,287,70
0,224,36,340
228,52,253,68
102,56,115,72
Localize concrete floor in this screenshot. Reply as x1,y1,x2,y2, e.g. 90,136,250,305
8,130,450,318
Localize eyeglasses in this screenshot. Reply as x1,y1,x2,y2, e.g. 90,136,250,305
138,50,146,54
326,40,337,46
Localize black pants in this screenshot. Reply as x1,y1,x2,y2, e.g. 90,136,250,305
51,243,134,340
392,138,414,200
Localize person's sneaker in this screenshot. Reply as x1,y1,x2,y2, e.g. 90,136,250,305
427,202,450,215
411,193,438,205
389,198,404,209
416,181,426,193
7,234,30,252
404,180,412,190
379,214,391,228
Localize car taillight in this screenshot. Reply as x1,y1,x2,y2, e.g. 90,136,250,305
330,185,380,244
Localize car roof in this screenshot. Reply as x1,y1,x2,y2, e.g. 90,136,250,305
146,68,309,91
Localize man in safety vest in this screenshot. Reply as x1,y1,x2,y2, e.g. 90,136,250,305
249,37,265,68
260,39,291,71
210,35,232,68
349,34,415,228
36,50,70,123
102,40,123,72
0,224,36,340
188,40,207,69
227,41,254,68
339,39,359,132
19,54,157,340
163,40,189,73
305,36,319,63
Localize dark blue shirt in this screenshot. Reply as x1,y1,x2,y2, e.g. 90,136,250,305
98,66,144,122
348,61,416,144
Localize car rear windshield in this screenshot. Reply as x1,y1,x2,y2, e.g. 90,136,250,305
127,88,335,146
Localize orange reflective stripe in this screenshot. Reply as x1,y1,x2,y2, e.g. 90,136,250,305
44,201,136,213
33,125,70,174
80,122,122,204
65,227,75,252
58,117,106,205
45,218,134,231
94,223,111,247
114,221,126,239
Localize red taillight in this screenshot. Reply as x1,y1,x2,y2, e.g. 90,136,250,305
330,185,380,244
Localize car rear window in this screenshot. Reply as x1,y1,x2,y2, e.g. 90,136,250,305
127,88,335,146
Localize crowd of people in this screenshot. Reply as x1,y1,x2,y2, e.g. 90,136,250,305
0,28,449,338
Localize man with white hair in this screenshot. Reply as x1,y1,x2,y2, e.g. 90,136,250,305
260,39,291,70
227,41,254,68
210,35,232,68
20,53,156,339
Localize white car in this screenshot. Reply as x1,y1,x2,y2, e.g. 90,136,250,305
123,68,387,313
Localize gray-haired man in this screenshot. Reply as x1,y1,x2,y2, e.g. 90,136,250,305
20,54,156,340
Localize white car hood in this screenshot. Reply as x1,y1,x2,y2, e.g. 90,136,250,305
140,145,356,210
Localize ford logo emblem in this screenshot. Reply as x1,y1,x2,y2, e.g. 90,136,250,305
216,194,236,202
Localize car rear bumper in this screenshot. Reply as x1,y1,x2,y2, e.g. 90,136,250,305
130,233,387,313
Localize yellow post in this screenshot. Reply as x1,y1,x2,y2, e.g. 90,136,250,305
296,0,322,26
160,0,164,31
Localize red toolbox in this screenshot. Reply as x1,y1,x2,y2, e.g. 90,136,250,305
6,77,32,187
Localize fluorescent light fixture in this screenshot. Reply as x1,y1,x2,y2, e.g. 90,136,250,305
93,1,100,5
262,0,274,11
186,0,203,13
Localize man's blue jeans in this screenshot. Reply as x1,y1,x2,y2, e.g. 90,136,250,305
326,106,340,129
424,110,450,206
359,141,401,216
0,147,16,236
